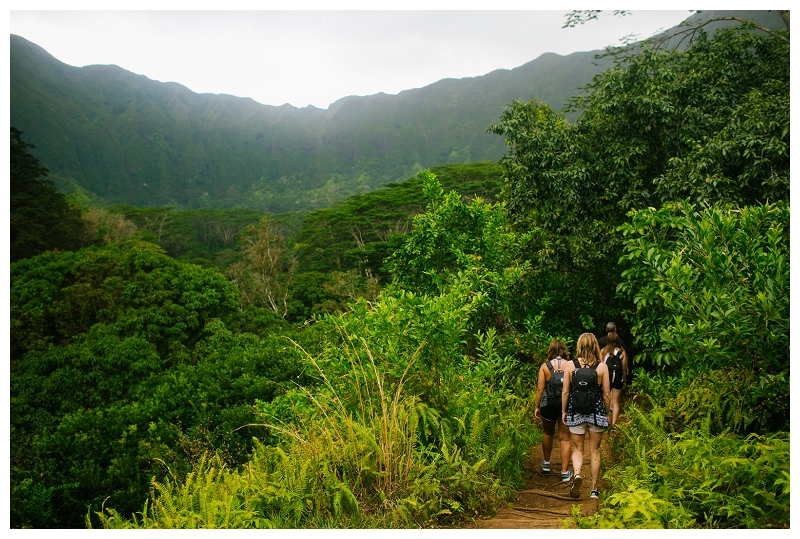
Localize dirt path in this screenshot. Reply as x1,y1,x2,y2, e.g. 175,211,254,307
470,430,616,529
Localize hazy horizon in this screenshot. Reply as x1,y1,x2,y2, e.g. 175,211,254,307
10,8,693,109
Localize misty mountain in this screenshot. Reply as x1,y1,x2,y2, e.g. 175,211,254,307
9,10,785,212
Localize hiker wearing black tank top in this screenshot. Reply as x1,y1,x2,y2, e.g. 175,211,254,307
561,333,611,499
600,331,629,430
533,339,572,481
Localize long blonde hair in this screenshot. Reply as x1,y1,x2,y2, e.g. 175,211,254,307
575,333,602,367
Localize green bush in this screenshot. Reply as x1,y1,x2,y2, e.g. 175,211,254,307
10,246,311,528
618,201,789,433
576,405,789,529
92,273,537,528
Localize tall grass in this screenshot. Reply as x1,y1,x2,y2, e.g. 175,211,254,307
90,277,538,528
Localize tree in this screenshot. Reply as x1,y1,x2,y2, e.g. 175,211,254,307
488,23,788,333
618,201,789,433
10,127,88,261
563,10,789,43
140,207,173,242
82,207,138,245
10,245,316,528
385,170,531,336
227,217,297,318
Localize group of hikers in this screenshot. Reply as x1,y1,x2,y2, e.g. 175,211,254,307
533,322,630,500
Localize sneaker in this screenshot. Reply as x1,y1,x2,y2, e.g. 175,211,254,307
590,489,600,499
541,460,551,473
570,474,583,498
560,470,573,482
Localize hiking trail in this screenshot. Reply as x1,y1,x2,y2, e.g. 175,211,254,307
466,429,617,529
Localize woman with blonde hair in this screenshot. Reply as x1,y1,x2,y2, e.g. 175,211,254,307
561,333,611,499
533,339,573,481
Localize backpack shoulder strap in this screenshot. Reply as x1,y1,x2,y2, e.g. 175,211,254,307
552,357,565,372
546,360,554,374
571,359,582,381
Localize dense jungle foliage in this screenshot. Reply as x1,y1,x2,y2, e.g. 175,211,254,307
10,19,789,529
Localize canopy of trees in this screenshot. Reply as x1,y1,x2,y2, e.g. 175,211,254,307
488,22,789,338
10,127,88,262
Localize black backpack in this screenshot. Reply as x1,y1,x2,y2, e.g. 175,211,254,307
606,349,624,386
539,358,565,421
570,359,599,415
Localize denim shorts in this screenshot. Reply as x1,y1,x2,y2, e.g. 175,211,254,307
568,422,607,435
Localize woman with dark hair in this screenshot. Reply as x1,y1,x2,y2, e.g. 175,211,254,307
533,339,572,481
561,333,611,499
600,331,629,429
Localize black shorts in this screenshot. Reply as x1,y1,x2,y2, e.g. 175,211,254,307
540,411,561,423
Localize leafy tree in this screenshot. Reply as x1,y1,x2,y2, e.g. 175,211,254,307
283,163,504,320
10,246,316,527
492,24,788,255
10,127,88,261
386,170,531,337
488,23,788,336
617,201,788,433
227,217,297,318
295,162,503,277
106,205,269,267
82,207,139,246
288,271,339,320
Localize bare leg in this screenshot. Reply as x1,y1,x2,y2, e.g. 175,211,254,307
541,418,556,462
588,429,604,490
570,430,585,476
558,419,571,473
610,389,622,427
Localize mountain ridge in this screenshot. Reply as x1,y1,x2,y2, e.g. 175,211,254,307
9,10,785,212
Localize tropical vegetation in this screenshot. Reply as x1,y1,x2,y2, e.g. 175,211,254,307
10,13,789,530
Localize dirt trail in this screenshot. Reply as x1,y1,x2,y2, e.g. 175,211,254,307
470,430,616,529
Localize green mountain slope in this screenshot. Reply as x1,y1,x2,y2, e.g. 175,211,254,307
10,10,784,212
9,35,605,212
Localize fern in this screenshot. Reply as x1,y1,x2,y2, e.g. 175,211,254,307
577,402,790,529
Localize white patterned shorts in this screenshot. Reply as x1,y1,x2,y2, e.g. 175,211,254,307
568,422,607,435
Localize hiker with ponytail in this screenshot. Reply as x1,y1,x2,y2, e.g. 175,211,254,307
600,331,628,430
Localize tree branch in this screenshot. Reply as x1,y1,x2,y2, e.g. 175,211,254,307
647,16,789,50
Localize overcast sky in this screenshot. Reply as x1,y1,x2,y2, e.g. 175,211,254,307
9,3,694,109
